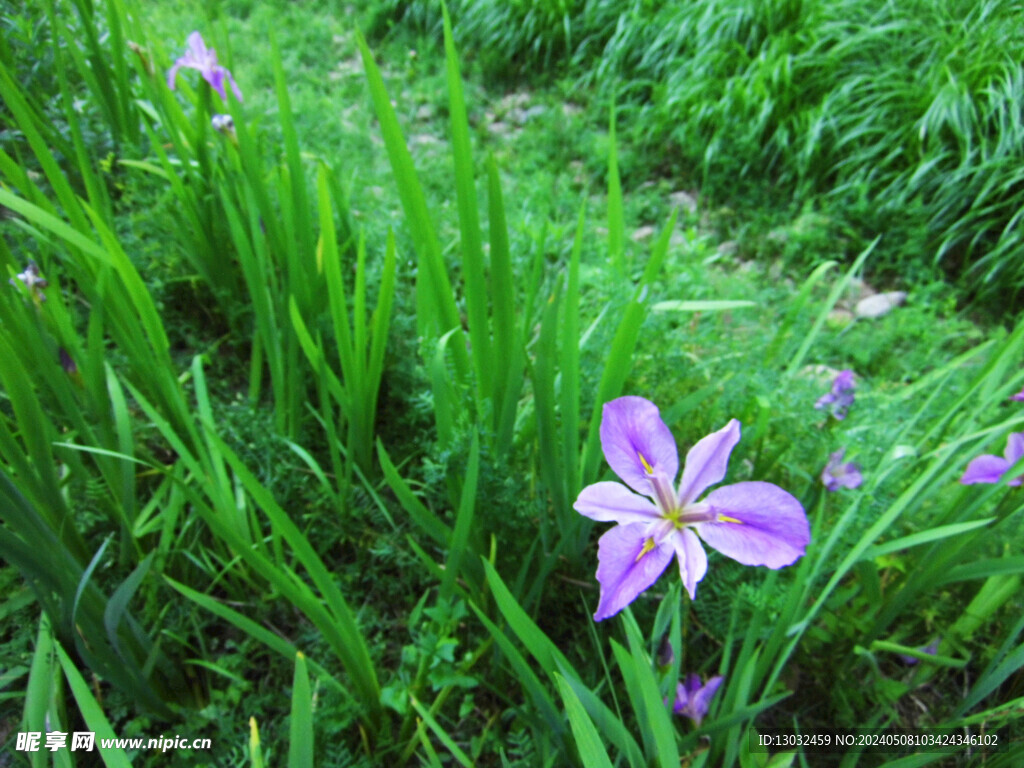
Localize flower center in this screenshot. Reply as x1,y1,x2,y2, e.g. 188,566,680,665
674,501,717,527
645,469,681,519
643,466,743,529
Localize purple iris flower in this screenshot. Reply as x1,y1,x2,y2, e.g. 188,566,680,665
960,432,1024,486
672,674,724,726
1010,387,1024,402
574,397,810,621
822,449,862,491
815,369,855,420
167,31,243,102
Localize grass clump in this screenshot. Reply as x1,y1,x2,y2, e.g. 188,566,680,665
384,0,1024,310
0,0,1022,766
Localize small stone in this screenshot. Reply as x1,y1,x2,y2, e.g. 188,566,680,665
631,225,656,242
487,121,511,136
717,240,738,256
855,291,907,319
669,191,698,215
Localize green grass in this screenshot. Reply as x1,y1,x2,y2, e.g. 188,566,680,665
0,0,1022,766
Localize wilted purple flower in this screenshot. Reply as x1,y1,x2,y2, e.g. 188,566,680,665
1010,387,1024,403
657,636,675,669
9,260,48,302
822,449,862,491
960,433,1024,486
672,674,724,726
815,369,855,420
574,397,810,621
167,31,242,102
898,638,940,665
58,348,78,375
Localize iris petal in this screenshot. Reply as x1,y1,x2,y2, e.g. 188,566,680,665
672,681,690,715
696,481,809,568
167,63,183,90
593,523,673,621
207,68,228,100
600,397,679,496
692,676,724,720
186,31,208,58
676,419,741,506
960,454,1010,485
574,482,661,525
670,528,708,600
1005,433,1024,465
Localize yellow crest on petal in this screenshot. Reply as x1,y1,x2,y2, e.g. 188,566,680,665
635,536,657,562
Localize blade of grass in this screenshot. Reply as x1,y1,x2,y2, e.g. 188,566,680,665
355,26,466,373
288,653,314,768
409,695,474,768
486,155,522,453
581,209,677,483
165,576,349,699
442,2,493,413
441,431,480,601
620,611,679,768
55,641,133,768
607,102,625,278
555,673,616,768
783,239,877,378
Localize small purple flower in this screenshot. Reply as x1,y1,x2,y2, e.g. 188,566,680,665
822,449,862,491
574,397,810,621
898,638,940,665
1010,387,1024,403
9,260,48,302
672,674,724,727
960,433,1024,486
167,31,242,102
815,369,855,420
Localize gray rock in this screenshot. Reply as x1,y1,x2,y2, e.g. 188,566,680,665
669,190,698,215
855,291,907,318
